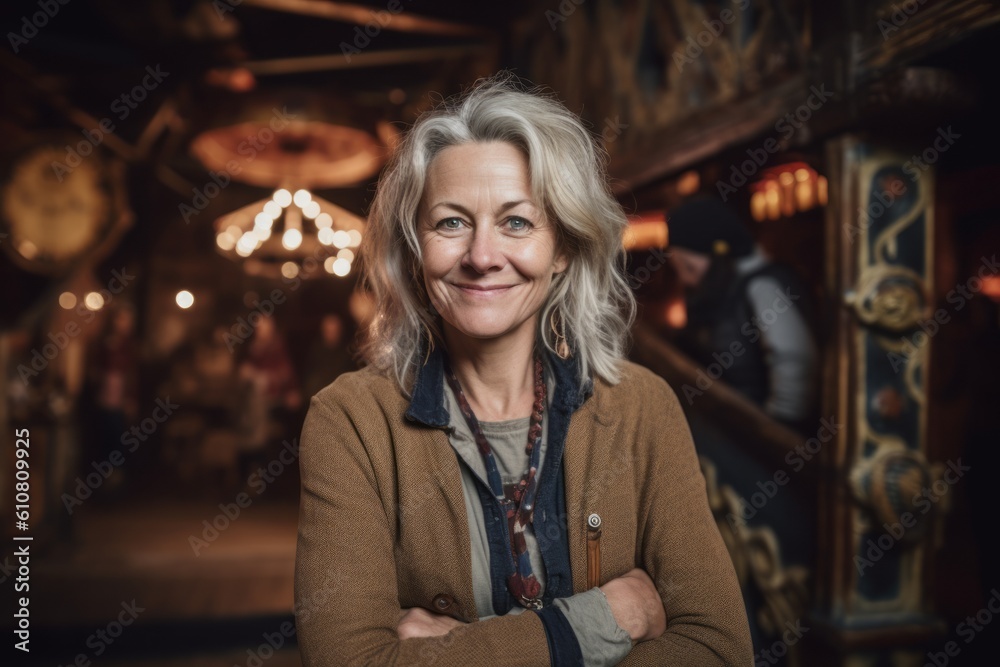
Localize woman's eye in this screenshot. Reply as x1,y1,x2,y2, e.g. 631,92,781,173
507,217,532,231
437,218,463,230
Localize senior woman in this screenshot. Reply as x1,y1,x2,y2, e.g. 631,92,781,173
294,75,752,666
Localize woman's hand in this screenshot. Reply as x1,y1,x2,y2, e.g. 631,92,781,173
396,607,467,640
600,567,667,642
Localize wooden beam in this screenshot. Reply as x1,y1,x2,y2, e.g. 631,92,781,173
244,43,493,75
609,75,806,195
240,0,491,37
855,0,1000,76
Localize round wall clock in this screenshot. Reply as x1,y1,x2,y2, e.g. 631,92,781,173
1,141,120,275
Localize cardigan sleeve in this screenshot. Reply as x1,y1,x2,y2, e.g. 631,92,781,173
618,371,754,666
294,390,564,667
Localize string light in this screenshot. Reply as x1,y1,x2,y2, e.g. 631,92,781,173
214,189,364,280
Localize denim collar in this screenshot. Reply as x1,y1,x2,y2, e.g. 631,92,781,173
404,336,593,428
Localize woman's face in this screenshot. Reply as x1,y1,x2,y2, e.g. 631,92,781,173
418,141,567,346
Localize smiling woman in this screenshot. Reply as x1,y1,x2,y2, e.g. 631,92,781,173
418,141,568,381
294,73,752,667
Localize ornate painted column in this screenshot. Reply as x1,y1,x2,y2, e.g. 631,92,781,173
811,135,947,665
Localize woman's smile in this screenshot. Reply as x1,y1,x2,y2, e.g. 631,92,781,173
451,282,519,296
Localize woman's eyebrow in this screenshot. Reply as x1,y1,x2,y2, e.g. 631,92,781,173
427,200,538,216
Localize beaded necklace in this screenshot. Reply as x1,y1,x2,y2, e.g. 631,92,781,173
443,350,546,610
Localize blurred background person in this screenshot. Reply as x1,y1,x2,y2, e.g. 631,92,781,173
86,303,139,496
237,316,300,483
667,197,818,430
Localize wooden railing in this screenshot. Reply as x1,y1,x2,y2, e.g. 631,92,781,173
630,323,817,483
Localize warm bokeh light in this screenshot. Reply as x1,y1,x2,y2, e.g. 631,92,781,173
750,163,827,222
263,201,282,219
236,232,256,256
337,248,355,262
315,213,333,229
273,189,292,207
58,292,77,309
765,186,780,221
676,170,700,196
302,201,321,218
625,212,668,251
84,292,105,311
281,262,299,279
332,230,351,249
666,299,687,329
254,212,273,230
175,290,194,309
982,275,1000,302
332,258,351,276
217,232,236,251
293,189,311,207
18,240,39,260
282,228,303,250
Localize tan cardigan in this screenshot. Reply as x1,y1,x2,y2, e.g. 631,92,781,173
294,359,752,666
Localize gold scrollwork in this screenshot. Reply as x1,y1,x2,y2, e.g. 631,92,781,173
849,447,932,541
701,457,810,639
848,264,930,332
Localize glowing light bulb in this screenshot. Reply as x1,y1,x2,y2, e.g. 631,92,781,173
176,291,194,309
332,258,351,276
332,230,350,249
282,228,303,250
273,189,292,207
84,292,105,311
302,201,321,218
263,200,283,218
217,232,236,250
254,212,273,230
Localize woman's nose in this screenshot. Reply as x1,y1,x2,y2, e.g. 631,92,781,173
463,224,504,273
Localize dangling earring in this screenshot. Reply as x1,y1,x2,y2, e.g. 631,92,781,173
550,310,570,359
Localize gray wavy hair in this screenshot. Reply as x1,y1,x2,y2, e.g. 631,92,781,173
359,73,635,393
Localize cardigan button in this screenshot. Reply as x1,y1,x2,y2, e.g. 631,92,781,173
432,594,455,611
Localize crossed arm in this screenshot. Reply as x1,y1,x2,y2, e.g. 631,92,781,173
295,377,751,666
396,569,665,643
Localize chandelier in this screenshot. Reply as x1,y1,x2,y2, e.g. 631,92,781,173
214,188,363,280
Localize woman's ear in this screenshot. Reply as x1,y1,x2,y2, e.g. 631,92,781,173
554,252,569,275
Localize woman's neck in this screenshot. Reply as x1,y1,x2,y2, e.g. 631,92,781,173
442,321,539,422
